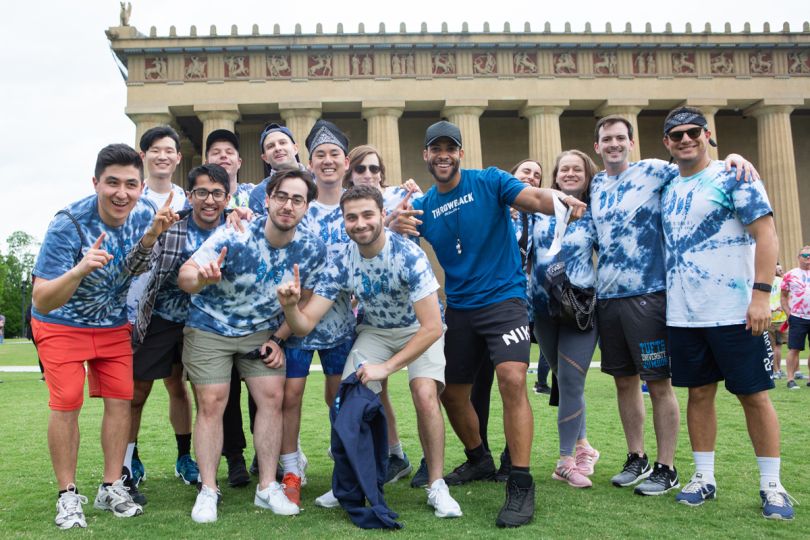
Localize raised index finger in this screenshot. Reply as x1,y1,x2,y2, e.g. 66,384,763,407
216,246,227,266
398,189,413,209
92,232,106,249
163,190,174,209
293,263,300,288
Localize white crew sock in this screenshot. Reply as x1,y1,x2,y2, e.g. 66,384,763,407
280,452,300,476
124,442,136,473
692,451,715,484
756,456,783,492
389,441,404,459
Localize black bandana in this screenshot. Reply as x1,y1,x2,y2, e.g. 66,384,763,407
664,108,717,147
305,120,349,155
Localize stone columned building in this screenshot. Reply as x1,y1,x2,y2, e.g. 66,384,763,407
108,19,810,262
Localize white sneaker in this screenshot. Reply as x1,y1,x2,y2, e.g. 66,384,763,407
255,482,300,515
191,484,219,523
314,489,340,508
427,479,462,518
55,485,88,529
93,477,144,518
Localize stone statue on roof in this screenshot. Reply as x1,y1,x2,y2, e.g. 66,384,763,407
120,2,132,26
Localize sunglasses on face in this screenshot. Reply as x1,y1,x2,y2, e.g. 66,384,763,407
800,254,810,259
667,127,704,142
354,164,381,175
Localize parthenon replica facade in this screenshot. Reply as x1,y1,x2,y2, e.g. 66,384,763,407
107,19,810,260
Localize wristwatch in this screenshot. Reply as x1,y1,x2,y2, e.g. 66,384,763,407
752,282,771,293
269,335,286,348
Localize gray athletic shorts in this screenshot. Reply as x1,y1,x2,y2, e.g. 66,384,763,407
341,324,446,391
597,291,671,381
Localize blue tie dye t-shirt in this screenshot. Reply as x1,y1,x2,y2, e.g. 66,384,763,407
287,200,356,349
152,218,222,323
316,230,439,329
590,159,678,299
413,167,528,310
187,216,327,337
32,195,155,328
661,161,773,327
529,211,597,317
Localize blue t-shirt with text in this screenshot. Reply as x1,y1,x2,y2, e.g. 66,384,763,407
413,167,527,310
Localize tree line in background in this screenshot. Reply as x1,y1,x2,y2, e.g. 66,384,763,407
0,232,37,338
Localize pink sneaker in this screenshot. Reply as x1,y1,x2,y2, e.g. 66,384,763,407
552,457,592,488
575,445,600,477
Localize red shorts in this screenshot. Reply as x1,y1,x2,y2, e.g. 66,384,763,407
32,319,134,411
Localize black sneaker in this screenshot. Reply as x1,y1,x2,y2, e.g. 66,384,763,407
495,451,512,482
611,453,651,487
496,471,535,528
226,454,250,488
250,455,259,477
122,467,147,506
410,457,429,488
444,454,496,485
634,462,680,496
533,381,551,395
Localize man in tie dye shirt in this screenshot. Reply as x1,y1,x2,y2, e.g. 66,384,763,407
780,246,810,388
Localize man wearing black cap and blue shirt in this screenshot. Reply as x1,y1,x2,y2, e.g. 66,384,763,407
205,129,252,208
248,123,306,215
659,106,793,520
393,120,586,528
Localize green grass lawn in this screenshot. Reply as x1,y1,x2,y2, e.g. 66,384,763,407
0,338,41,366
0,342,807,538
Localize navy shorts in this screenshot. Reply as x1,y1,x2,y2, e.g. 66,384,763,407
597,291,671,381
444,298,531,385
285,338,354,379
787,315,810,351
669,324,775,395
133,315,184,381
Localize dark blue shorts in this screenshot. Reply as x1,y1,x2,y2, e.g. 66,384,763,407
787,315,810,351
284,339,354,379
669,325,774,395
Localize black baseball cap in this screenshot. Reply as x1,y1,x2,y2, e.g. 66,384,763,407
206,129,240,153
424,120,462,148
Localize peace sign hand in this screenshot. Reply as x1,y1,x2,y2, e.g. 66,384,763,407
145,191,181,243
276,263,301,307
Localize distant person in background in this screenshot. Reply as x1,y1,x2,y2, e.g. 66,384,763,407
0,312,5,344
781,246,810,390
769,264,787,379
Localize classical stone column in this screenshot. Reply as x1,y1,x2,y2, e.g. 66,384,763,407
279,103,322,164
520,101,568,186
746,103,804,263
194,106,241,157
126,109,173,150
441,101,487,169
595,101,647,161
362,102,405,184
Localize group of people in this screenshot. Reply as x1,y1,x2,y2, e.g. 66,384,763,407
31,105,798,531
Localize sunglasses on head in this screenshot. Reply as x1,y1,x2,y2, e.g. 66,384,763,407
354,164,381,175
667,127,704,142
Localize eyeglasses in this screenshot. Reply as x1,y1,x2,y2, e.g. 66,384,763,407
271,191,307,208
800,254,810,259
667,127,704,142
191,188,227,201
353,164,381,175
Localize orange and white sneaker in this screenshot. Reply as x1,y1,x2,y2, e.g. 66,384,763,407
282,473,302,506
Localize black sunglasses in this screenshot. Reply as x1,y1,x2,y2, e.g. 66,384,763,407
667,127,704,142
354,164,381,175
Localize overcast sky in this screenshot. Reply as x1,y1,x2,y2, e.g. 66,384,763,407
0,0,805,252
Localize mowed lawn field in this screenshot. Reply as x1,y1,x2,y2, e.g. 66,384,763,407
0,340,808,539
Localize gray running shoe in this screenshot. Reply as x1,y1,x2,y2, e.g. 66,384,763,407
385,453,413,484
634,462,679,496
55,485,87,529
787,380,799,390
444,454,496,485
410,457,429,488
94,477,144,517
611,453,651,487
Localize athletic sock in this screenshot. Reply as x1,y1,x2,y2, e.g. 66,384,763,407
389,441,405,459
280,452,301,476
132,442,140,461
176,433,192,459
124,442,136,473
756,456,783,492
510,466,533,487
464,444,487,464
692,451,716,484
